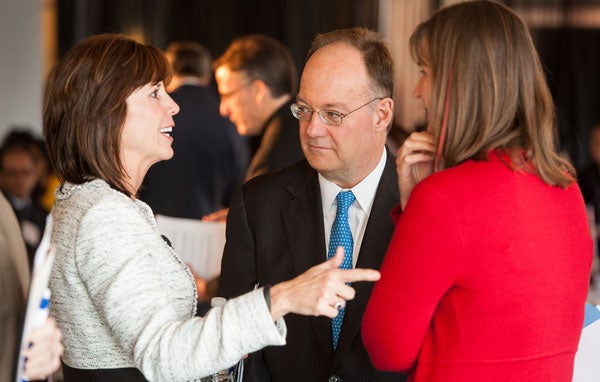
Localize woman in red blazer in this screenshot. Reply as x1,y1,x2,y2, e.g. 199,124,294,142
362,1,593,381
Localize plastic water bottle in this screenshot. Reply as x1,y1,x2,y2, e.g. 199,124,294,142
200,298,234,382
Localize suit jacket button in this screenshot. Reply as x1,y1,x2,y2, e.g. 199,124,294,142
328,376,343,382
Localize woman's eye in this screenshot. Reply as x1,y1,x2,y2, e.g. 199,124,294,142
151,90,159,98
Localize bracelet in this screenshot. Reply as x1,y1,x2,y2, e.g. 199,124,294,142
262,284,271,311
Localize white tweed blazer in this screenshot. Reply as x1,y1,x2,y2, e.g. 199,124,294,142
49,179,285,382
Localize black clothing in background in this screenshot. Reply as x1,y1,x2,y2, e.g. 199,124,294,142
578,162,600,252
245,100,304,181
140,84,248,219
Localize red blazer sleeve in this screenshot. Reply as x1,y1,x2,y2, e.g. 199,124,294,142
362,181,464,371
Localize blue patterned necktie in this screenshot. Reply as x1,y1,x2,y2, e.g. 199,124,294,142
328,190,355,349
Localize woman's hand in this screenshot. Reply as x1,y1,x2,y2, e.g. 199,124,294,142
21,316,64,380
396,131,435,210
268,247,381,321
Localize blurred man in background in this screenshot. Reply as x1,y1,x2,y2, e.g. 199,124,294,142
140,41,247,220
204,35,304,221
0,130,48,268
214,34,304,180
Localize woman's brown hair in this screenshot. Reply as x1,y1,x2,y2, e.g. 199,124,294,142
410,0,575,187
43,33,172,197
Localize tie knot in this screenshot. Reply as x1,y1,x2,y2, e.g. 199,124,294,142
336,190,355,215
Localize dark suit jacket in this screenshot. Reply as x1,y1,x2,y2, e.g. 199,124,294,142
245,100,304,180
140,84,248,218
218,151,406,382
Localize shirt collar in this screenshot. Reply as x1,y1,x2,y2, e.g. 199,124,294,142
319,148,387,216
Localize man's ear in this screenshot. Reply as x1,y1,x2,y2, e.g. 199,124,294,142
373,97,394,133
252,79,269,104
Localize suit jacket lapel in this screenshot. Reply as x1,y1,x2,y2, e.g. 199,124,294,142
281,162,334,363
282,163,325,275
332,149,400,366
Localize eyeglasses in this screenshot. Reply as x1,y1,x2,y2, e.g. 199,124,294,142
219,81,253,100
290,97,383,126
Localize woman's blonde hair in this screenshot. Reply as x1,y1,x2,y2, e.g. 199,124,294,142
410,0,574,187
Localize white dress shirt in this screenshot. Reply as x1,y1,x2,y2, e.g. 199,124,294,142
319,149,387,266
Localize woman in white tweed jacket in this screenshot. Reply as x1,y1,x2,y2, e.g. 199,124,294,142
42,34,380,382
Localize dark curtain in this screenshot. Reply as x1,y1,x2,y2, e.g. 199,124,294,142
57,0,378,78
57,0,600,168
534,27,600,168
505,0,600,167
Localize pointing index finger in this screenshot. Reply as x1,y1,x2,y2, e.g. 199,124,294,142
339,268,381,283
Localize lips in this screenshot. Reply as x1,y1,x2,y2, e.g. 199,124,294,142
159,127,173,138
307,141,332,151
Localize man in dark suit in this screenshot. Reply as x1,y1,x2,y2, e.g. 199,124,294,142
140,42,247,219
204,35,305,222
218,28,406,382
214,34,304,181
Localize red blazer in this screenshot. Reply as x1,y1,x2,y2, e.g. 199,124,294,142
362,153,593,382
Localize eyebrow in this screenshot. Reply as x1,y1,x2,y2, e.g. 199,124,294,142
147,82,163,90
296,96,348,110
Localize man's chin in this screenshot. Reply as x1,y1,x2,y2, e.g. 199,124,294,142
237,124,261,137
306,154,334,172
235,125,249,136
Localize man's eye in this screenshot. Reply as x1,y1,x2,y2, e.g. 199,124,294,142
324,111,343,120
297,106,312,114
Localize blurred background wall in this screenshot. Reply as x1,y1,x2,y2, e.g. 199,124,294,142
1,0,599,167
0,0,46,143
